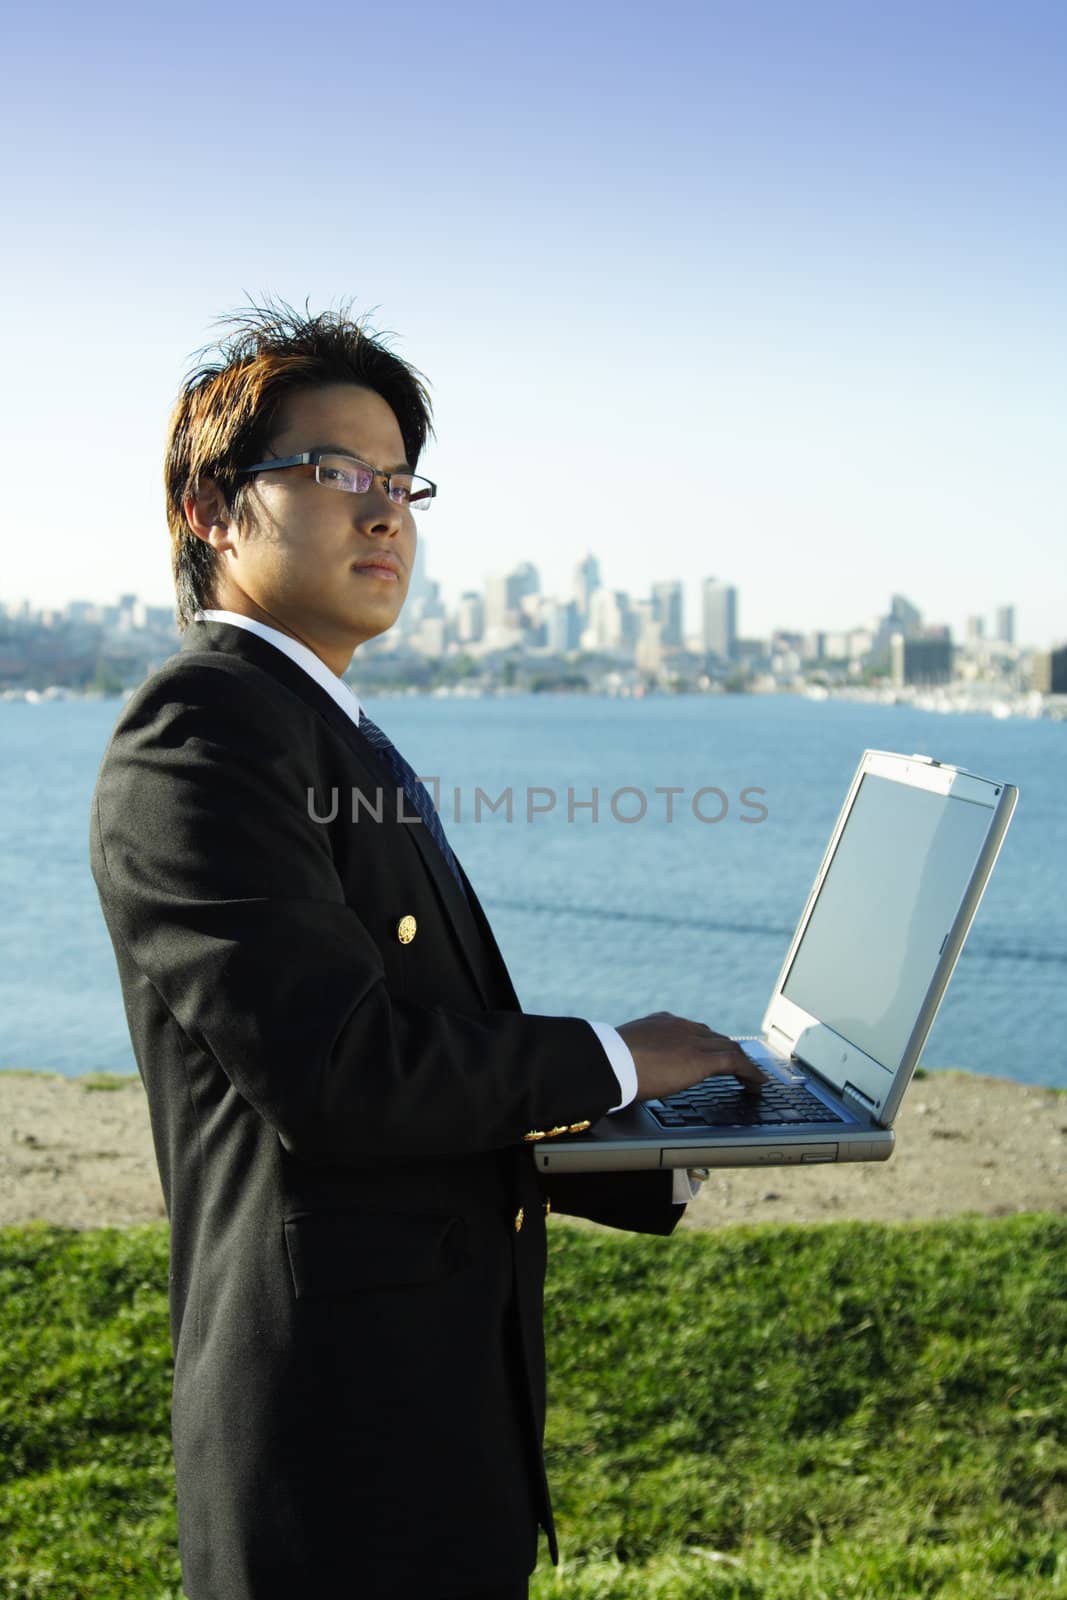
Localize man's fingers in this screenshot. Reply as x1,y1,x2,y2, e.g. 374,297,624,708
695,1039,770,1087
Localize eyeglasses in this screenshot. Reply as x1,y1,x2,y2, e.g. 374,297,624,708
236,450,436,512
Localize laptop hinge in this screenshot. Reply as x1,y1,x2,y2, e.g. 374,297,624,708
767,1024,794,1056
843,1079,880,1117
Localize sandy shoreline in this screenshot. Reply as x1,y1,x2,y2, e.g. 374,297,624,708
0,1067,1063,1232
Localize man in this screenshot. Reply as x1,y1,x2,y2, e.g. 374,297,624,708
90,303,766,1600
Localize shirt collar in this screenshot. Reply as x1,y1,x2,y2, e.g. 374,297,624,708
193,609,363,726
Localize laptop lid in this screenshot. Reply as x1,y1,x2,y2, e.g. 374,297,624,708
760,750,1018,1126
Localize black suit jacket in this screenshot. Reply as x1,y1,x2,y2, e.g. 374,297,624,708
89,619,681,1599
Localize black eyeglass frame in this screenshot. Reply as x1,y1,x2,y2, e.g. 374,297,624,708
235,450,437,509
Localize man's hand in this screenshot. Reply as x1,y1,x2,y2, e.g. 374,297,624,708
617,1011,770,1102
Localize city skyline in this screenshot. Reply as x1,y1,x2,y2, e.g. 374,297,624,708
6,555,1061,705
0,555,1033,660
0,554,1044,654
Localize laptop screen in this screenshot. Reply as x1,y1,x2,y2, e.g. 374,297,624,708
780,773,993,1071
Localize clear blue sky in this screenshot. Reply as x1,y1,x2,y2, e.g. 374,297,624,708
3,0,1063,647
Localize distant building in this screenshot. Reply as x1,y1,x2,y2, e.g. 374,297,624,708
542,599,581,653
770,643,803,676
572,553,601,619
485,562,539,633
117,598,149,633
650,581,684,648
635,616,663,675
584,587,627,653
995,605,1016,645
815,627,875,664
512,562,539,600
889,593,922,634
483,574,510,634
772,629,805,656
408,616,448,657
393,538,434,635
701,578,737,660
965,615,985,645
455,592,484,644
870,594,923,662
1031,645,1067,695
891,633,953,686
821,631,850,660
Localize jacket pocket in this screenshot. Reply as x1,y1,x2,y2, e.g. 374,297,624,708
283,1210,469,1300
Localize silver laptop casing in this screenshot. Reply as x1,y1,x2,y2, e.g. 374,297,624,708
537,749,1018,1173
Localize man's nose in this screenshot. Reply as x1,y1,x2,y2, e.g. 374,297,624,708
354,481,403,532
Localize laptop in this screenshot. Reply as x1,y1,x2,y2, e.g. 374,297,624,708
536,749,1018,1174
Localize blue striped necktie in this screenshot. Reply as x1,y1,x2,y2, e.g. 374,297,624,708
358,711,467,899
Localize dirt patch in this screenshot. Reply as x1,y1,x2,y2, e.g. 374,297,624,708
0,1068,1063,1231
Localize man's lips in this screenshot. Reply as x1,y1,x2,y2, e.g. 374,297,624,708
352,557,402,581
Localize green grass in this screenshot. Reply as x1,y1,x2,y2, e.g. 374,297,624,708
1,1217,1064,1599
71,1074,143,1094
0,1069,142,1091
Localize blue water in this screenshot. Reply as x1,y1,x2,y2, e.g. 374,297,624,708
1,692,1064,1087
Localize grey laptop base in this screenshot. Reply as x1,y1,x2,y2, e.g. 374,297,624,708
537,749,1017,1174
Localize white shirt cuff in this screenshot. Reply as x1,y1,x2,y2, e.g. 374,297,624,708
584,1021,638,1113
672,1169,705,1203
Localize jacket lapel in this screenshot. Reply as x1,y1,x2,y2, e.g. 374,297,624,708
179,621,507,1011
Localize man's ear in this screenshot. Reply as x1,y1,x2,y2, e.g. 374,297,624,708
184,478,234,549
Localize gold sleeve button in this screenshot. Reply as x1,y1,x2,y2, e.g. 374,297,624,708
397,915,417,944
514,1207,525,1232
567,1120,591,1133
523,1129,546,1143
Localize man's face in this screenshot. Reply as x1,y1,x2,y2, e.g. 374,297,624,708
209,383,418,673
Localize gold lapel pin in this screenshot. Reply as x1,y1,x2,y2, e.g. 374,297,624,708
397,915,417,944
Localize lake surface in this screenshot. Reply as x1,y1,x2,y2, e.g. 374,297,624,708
1,690,1064,1088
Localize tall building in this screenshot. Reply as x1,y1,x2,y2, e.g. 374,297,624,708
585,588,627,653
701,578,737,660
572,553,601,619
888,594,922,635
511,562,540,602
543,599,581,653
393,536,434,636
484,562,540,633
455,592,484,644
871,594,922,660
405,537,431,609
636,616,663,675
651,580,684,648
483,574,510,634
995,605,1016,646
116,596,148,633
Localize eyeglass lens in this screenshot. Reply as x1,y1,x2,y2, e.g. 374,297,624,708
314,454,432,510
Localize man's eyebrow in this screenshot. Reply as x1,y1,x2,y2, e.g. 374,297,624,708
312,443,415,474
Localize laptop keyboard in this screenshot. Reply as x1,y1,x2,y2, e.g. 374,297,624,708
650,1075,846,1129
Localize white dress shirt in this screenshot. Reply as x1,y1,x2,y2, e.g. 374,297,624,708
193,610,697,1201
